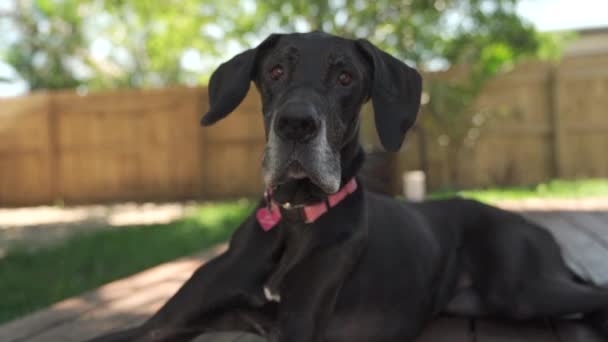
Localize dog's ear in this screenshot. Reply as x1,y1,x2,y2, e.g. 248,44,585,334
201,34,281,126
356,39,422,152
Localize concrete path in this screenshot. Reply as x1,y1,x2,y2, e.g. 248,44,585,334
0,202,200,257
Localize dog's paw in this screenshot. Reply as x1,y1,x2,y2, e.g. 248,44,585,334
264,286,281,302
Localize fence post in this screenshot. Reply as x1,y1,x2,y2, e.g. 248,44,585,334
47,92,62,203
547,65,563,179
198,88,209,199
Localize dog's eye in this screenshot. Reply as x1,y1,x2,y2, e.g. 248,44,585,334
338,71,353,86
270,65,285,80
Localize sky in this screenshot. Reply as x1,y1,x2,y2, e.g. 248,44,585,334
517,0,608,31
1,0,607,97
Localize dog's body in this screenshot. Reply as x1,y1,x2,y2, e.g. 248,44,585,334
91,32,608,342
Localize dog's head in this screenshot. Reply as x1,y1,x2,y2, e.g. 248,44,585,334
202,32,422,204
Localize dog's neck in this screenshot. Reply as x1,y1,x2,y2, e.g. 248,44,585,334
338,141,365,186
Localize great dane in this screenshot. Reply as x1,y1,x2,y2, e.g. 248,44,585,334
91,31,608,342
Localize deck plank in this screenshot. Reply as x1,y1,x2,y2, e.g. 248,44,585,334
193,332,257,342
592,212,608,225
0,245,226,342
554,320,606,342
28,279,185,341
415,317,473,342
475,319,558,342
522,212,603,282
233,333,265,342
564,212,608,249
560,212,608,285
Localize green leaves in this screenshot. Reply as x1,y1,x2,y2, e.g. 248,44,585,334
1,0,565,96
0,0,87,90
535,31,577,61
87,0,244,88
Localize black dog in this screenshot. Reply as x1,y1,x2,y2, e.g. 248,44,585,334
91,31,608,342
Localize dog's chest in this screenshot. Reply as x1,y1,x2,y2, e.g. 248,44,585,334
264,221,316,302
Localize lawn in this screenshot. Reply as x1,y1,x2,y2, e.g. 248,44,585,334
0,200,254,325
429,179,608,203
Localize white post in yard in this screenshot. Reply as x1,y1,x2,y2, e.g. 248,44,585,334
403,171,426,202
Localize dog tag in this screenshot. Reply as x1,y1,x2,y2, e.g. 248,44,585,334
256,204,282,231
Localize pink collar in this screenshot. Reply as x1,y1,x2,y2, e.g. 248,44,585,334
256,178,358,231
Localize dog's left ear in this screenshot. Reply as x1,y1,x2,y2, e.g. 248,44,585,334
356,39,422,152
201,34,281,126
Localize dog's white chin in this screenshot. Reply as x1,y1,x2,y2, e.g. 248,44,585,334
263,170,340,194
262,123,341,194
316,176,341,194
287,169,308,180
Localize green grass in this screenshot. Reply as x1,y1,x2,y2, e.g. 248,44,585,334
0,200,255,325
429,179,608,203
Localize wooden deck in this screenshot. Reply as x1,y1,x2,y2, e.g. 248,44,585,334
1,211,608,341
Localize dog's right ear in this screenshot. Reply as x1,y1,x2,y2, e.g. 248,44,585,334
201,34,281,126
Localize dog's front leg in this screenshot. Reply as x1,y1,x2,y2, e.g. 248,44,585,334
87,213,279,342
271,241,364,342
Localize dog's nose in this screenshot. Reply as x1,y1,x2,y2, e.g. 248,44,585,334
275,109,319,142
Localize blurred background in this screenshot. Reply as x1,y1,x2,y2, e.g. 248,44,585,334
1,0,608,332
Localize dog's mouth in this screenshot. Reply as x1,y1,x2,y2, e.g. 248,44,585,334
262,128,342,204
270,160,323,191
264,159,340,205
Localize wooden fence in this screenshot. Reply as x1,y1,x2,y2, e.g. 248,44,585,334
363,54,608,192
1,53,608,206
0,87,266,206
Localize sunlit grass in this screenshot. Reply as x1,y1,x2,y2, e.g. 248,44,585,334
0,200,255,324
429,179,608,203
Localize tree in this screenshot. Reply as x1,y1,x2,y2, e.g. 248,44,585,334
0,0,90,90
254,1,538,65
88,0,227,88
0,0,250,90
